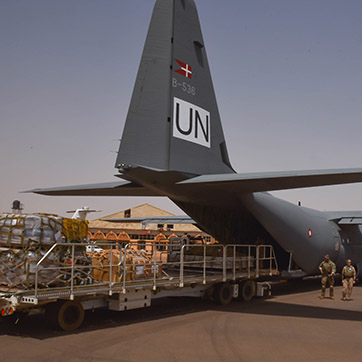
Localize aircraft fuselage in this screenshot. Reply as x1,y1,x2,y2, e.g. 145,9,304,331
120,166,362,276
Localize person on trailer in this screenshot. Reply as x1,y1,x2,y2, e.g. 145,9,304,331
319,254,336,299
341,259,356,301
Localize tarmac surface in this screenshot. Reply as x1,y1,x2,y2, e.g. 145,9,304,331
1,277,362,362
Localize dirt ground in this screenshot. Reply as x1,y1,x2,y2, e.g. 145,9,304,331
1,278,362,362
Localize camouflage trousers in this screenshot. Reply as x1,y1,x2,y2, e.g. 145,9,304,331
321,276,334,297
342,278,354,298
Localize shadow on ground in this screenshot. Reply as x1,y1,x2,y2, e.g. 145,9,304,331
1,278,360,339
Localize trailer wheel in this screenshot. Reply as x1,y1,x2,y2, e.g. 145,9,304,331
213,282,233,305
46,300,84,331
239,280,256,302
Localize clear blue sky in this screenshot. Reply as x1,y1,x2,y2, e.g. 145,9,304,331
1,0,362,218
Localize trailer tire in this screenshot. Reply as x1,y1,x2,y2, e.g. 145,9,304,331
213,282,233,305
46,300,84,331
239,280,256,302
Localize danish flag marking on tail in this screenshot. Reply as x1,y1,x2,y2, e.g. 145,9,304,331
175,59,192,79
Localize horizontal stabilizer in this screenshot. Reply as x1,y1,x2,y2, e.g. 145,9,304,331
28,168,362,198
103,215,195,224
178,168,362,193
25,181,163,197
337,218,362,225
327,211,362,225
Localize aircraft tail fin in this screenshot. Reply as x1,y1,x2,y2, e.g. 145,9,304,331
115,0,234,176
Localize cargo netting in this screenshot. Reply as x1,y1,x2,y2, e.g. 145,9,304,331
0,214,89,290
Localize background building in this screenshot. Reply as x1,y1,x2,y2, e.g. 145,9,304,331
88,203,217,245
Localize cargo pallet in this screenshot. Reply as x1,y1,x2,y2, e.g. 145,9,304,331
0,241,278,330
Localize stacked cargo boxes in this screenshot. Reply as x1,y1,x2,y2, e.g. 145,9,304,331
0,214,89,290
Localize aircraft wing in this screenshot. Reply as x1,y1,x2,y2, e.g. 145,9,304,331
26,181,163,197
178,168,362,193
103,215,196,224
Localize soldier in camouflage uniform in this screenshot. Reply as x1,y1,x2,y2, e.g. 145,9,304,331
341,259,356,301
319,254,336,299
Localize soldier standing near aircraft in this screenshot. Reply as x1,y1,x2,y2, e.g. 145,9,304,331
341,259,356,301
319,255,336,299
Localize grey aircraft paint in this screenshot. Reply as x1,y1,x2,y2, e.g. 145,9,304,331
115,0,233,175
115,0,173,171
30,0,362,276
169,0,234,174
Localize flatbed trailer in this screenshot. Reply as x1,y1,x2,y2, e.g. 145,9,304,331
0,241,278,330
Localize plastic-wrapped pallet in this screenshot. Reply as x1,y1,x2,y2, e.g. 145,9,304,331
0,213,88,249
0,213,91,291
0,247,93,291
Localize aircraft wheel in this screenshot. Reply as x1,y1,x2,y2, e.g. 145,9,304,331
239,280,256,302
213,282,233,305
46,300,84,331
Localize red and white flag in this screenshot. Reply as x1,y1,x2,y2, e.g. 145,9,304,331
174,59,192,79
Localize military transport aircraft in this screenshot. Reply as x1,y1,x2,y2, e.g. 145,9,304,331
30,0,362,276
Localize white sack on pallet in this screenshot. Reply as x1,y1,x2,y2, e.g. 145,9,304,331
0,214,63,247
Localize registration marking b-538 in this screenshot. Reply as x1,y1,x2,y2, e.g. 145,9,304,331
172,77,196,96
